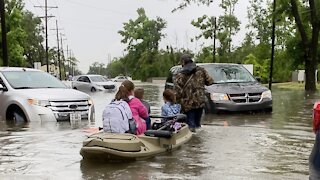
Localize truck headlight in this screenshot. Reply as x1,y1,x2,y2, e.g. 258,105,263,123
28,99,50,107
210,93,229,101
261,90,272,99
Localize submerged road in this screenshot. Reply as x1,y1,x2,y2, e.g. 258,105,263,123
0,82,318,179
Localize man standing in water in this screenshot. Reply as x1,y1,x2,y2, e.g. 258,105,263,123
174,54,214,132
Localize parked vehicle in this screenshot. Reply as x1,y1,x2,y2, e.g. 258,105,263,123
165,63,272,113
0,67,95,123
112,76,128,82
72,74,116,92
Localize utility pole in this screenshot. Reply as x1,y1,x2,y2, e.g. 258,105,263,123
65,45,70,76
51,20,62,79
60,34,67,79
35,0,57,73
0,0,8,66
211,16,217,63
269,0,276,90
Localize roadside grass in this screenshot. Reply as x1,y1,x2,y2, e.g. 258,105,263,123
266,82,320,90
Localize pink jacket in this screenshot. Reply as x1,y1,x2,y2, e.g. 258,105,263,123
128,96,148,135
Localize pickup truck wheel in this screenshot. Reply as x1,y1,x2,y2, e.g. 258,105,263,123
91,87,96,92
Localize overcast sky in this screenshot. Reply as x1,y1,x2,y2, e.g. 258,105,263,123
24,0,250,73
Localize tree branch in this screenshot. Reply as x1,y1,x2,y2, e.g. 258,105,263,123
290,0,309,49
309,0,319,26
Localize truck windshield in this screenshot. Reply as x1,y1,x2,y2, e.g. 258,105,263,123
201,64,256,84
2,71,66,89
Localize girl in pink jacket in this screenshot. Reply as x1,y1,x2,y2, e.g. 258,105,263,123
121,80,148,135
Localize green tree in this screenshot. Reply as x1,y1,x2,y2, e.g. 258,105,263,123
106,58,126,78
179,0,320,90
191,1,240,63
218,0,240,55
0,0,45,68
118,8,166,80
286,0,320,90
5,0,27,66
191,15,215,61
88,62,108,76
21,11,45,67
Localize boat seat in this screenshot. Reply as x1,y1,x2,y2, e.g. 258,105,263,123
144,130,172,138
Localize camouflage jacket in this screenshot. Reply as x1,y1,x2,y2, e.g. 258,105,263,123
174,63,214,113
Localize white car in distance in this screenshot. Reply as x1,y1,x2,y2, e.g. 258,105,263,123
112,76,129,82
0,67,95,123
72,74,116,92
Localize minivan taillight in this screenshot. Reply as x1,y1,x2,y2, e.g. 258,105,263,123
313,102,320,133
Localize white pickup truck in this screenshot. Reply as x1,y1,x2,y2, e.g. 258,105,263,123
0,67,95,123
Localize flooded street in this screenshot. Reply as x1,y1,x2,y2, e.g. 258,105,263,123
0,82,318,179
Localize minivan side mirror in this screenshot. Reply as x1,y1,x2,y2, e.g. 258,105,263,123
255,76,261,82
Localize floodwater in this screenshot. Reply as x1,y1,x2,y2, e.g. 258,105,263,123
0,82,319,179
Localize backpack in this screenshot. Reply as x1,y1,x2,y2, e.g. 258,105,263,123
102,100,136,134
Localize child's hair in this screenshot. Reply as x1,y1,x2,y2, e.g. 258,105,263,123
163,89,176,104
115,80,135,101
134,87,144,99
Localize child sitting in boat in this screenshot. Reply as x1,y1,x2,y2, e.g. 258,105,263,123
134,87,151,129
102,85,133,133
161,89,181,117
152,89,181,131
122,80,149,135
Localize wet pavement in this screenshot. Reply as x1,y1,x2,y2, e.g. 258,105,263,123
0,82,319,179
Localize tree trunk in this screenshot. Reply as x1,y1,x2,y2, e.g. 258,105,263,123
305,0,320,91
305,55,316,91
291,0,319,91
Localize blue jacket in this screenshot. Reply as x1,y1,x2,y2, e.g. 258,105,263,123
161,102,181,117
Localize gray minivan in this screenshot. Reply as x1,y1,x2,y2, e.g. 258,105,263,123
165,63,272,114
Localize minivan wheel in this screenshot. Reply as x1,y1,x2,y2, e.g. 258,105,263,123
265,108,273,113
91,87,96,92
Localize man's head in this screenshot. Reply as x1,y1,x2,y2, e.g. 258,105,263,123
180,54,193,66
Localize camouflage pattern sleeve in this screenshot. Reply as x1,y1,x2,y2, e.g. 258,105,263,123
173,74,181,95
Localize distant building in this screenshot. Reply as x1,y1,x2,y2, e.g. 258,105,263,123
40,64,60,77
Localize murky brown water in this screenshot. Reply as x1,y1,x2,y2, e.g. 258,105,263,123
0,82,318,179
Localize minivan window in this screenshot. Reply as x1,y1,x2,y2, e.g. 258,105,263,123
200,64,256,84
2,71,66,89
